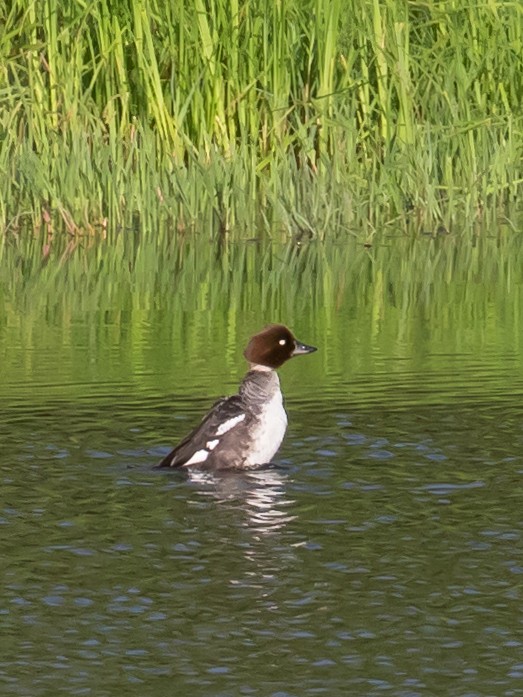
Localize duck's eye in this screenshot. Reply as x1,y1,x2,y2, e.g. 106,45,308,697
279,339,287,346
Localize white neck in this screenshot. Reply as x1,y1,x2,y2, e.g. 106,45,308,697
249,363,274,372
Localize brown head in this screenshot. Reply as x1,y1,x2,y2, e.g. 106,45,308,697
243,324,317,369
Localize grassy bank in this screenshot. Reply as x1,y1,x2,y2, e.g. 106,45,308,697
1,0,522,240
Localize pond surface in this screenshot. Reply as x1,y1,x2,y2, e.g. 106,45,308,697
1,236,523,696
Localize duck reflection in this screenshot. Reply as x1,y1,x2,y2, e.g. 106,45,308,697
185,465,296,535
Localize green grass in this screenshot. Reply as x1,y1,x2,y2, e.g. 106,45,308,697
1,0,522,240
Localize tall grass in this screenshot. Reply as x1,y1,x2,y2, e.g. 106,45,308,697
1,0,522,239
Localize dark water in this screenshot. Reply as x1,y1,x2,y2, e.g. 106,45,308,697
1,238,523,695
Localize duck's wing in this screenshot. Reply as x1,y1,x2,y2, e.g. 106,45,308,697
155,395,249,468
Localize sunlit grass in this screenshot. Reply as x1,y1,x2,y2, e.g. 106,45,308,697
1,0,522,239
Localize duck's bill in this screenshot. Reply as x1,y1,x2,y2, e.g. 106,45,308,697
292,340,317,356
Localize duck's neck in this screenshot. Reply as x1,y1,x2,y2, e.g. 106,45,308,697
248,363,275,372
240,367,281,406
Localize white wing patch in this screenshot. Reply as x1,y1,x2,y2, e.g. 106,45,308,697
183,449,209,466
181,414,245,467
216,413,245,436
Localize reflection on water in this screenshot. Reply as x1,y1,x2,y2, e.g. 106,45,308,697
2,238,523,696
185,466,296,534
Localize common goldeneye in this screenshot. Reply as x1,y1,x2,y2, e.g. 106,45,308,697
156,324,317,470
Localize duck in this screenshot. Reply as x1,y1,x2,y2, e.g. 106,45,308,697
156,324,317,470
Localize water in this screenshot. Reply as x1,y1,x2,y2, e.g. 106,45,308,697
1,236,523,696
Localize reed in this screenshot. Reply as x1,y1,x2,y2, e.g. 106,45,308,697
1,0,522,239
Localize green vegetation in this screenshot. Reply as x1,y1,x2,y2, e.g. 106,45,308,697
1,0,522,239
